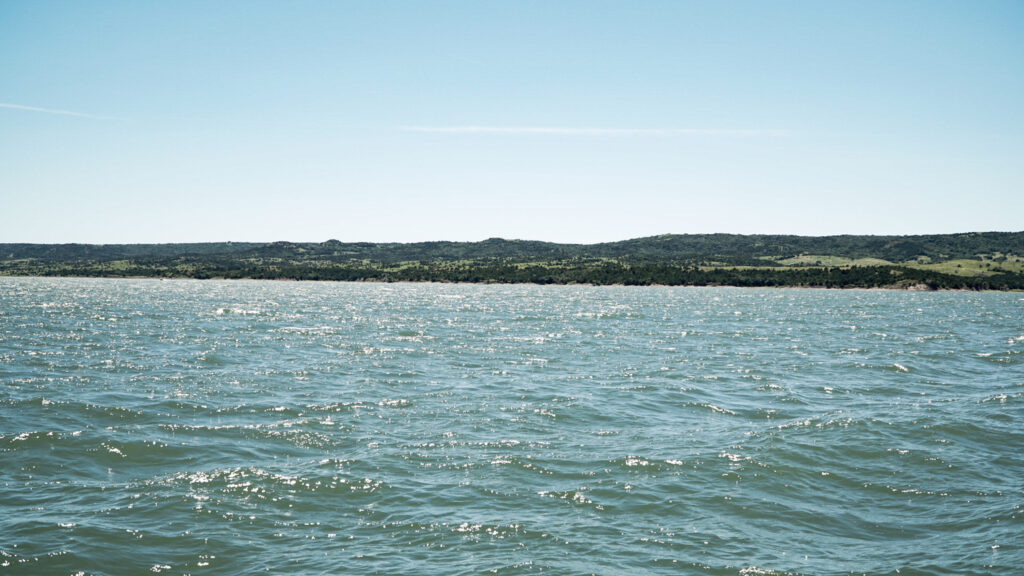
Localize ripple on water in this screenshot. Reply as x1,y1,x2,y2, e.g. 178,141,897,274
1,279,1022,575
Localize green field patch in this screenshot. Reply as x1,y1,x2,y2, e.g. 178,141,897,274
776,255,894,267
698,265,792,271
97,259,134,271
848,257,895,266
908,257,1024,277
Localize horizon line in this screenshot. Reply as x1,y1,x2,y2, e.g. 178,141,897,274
2,230,1021,246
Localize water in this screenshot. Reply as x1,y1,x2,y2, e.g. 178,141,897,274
1,278,1021,575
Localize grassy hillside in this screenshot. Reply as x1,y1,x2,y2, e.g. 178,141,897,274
2,232,1023,289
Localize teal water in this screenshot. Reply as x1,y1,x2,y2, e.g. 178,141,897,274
1,278,1021,575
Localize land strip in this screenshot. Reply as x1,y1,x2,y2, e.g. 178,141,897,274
3,232,1023,290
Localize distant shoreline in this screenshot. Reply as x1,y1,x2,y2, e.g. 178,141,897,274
3,233,1022,291
2,273,1018,292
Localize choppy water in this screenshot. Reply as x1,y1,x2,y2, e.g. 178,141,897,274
1,278,1022,575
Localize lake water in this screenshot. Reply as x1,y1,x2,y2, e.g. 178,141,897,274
1,278,1021,575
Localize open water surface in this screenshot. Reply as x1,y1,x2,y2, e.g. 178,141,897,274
1,278,1022,575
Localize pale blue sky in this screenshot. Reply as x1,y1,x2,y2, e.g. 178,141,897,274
2,0,1022,243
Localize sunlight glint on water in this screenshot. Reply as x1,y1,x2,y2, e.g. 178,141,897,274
1,278,1022,575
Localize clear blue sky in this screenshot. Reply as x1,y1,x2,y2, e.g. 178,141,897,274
2,0,1022,243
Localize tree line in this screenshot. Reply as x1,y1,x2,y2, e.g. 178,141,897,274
7,260,1022,290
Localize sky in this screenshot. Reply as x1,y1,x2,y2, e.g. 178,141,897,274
2,0,1022,244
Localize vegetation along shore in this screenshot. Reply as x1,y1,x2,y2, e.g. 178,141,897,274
3,232,1024,290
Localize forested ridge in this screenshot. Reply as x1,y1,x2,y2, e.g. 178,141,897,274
3,232,1023,289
